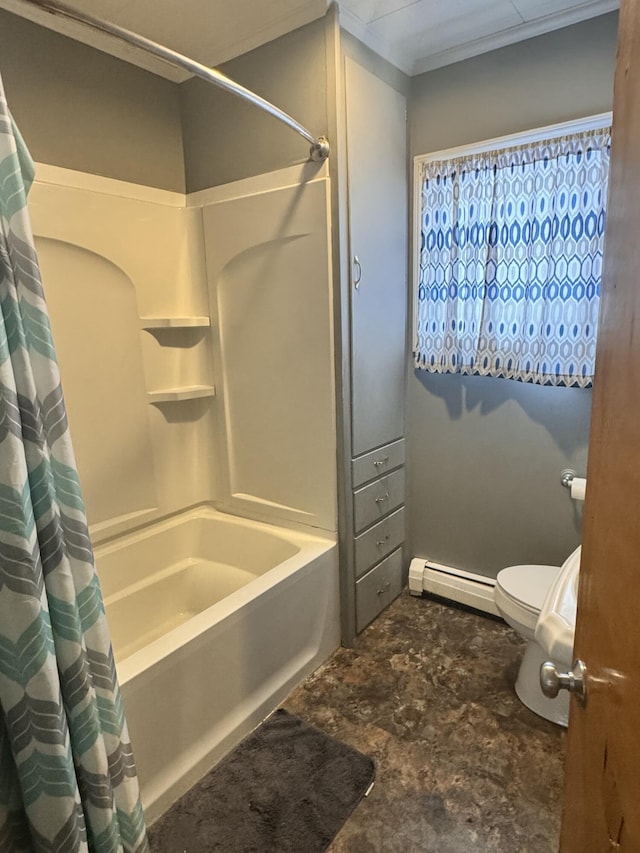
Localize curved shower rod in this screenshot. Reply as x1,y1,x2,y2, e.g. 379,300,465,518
20,0,330,162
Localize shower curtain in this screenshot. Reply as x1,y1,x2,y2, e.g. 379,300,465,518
0,79,148,851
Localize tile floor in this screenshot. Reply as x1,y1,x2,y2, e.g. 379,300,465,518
151,591,565,852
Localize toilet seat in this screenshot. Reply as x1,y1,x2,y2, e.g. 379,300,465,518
495,564,562,641
535,546,581,667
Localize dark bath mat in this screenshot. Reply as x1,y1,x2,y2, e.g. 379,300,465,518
148,708,375,853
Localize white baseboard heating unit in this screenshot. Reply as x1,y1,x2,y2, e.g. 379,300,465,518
409,557,500,617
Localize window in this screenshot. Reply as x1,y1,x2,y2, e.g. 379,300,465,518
413,117,611,388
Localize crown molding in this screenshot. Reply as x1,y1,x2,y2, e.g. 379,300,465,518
338,5,413,75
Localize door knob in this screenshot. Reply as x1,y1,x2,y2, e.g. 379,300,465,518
540,659,587,705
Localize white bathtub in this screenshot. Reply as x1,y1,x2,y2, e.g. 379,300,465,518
95,506,340,823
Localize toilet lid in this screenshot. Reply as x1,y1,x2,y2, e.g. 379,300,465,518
496,564,562,611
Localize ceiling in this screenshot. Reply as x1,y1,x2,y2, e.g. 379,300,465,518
342,0,619,75
0,0,619,80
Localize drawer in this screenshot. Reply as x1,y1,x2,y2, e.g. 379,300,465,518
356,548,403,633
353,468,405,533
352,439,405,488
355,507,405,579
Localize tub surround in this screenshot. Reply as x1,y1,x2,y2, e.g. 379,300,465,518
29,164,214,543
29,161,340,822
198,167,337,532
31,160,337,543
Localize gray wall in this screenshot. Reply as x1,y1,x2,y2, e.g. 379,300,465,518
180,18,329,192
0,10,185,192
408,13,619,577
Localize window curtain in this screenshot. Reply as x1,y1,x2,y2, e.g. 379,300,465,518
0,78,148,851
415,127,611,387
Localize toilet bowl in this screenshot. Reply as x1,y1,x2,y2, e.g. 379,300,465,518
495,547,581,726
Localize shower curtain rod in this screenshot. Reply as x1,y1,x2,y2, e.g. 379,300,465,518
21,0,330,162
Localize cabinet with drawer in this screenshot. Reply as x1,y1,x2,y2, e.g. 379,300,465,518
352,439,405,489
354,507,405,579
356,548,403,633
350,436,406,633
353,468,405,533
339,55,407,643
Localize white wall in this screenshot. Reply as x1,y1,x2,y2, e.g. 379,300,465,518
29,167,216,542
197,164,337,532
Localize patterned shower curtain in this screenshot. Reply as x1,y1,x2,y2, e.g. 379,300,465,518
0,79,148,851
415,128,611,387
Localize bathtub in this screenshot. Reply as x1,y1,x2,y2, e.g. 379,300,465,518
95,505,340,823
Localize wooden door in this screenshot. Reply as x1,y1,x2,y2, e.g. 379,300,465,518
561,2,640,848
345,58,407,457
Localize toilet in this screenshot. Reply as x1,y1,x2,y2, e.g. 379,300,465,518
495,546,581,726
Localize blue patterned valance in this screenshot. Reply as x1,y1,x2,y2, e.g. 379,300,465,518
415,128,611,387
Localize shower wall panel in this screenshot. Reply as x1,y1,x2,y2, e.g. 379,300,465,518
28,165,219,542
199,163,337,532
26,162,336,544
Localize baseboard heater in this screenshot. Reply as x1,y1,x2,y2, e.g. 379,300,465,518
409,557,500,617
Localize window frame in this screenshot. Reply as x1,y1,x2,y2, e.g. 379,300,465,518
412,111,613,362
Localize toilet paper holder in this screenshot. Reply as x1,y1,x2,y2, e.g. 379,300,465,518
561,469,587,502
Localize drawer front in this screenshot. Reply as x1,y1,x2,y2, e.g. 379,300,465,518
356,548,403,633
353,468,405,533
352,439,405,488
355,507,405,579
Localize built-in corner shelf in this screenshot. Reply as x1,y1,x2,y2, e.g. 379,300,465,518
139,316,211,330
147,385,216,404
141,317,214,404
